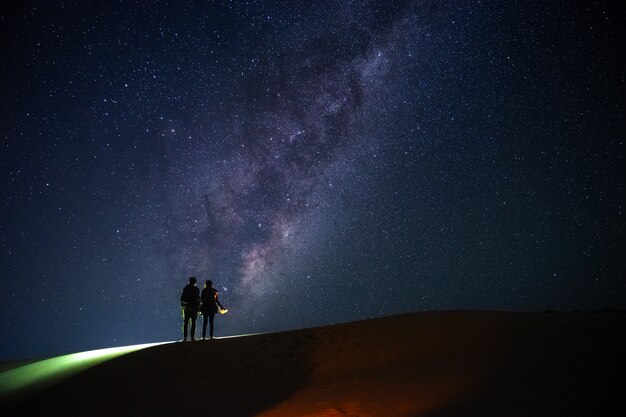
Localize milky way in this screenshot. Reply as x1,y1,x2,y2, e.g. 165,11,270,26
162,6,407,304
1,0,623,360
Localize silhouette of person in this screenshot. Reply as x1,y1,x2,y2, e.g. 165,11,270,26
180,276,200,341
201,279,225,340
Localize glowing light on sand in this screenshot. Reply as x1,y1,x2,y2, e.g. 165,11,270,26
0,341,168,397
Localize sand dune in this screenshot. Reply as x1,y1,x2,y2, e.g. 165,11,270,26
1,310,624,416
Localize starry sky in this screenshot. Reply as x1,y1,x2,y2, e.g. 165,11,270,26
1,0,623,361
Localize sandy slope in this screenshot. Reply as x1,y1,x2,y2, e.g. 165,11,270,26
1,311,624,416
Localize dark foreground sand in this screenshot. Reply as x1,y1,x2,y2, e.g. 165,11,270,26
1,310,624,416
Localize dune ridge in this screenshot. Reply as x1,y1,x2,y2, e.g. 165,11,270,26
1,310,624,416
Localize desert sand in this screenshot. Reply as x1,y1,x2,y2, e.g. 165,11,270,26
1,310,623,416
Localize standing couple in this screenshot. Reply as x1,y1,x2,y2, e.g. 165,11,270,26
180,277,226,341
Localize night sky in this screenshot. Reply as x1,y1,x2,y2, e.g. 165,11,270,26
1,0,623,361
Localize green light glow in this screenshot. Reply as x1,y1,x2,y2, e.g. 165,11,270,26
0,341,168,398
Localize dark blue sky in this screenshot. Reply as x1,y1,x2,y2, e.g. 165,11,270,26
1,0,623,361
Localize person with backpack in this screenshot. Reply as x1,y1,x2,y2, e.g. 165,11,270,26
200,279,226,340
180,276,201,341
